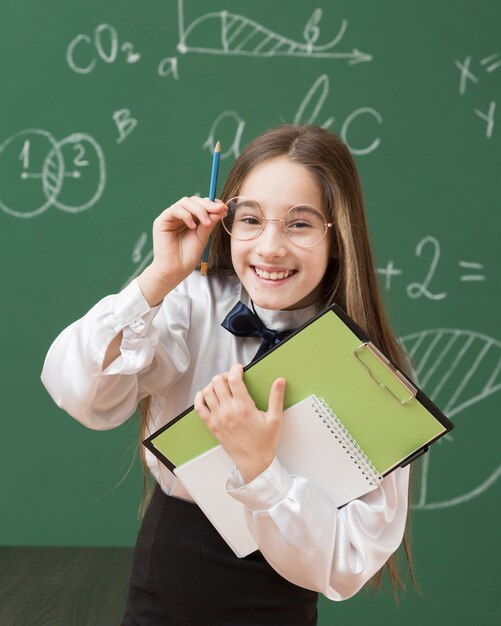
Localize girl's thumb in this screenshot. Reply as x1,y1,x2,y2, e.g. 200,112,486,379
268,377,286,417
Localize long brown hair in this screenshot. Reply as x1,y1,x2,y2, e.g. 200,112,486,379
141,124,417,598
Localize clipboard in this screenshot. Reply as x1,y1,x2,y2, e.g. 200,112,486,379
143,303,454,475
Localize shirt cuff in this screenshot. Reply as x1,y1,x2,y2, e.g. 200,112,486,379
225,456,293,511
112,278,161,331
102,279,162,375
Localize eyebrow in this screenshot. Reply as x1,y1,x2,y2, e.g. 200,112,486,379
249,199,323,212
287,204,324,217
235,199,258,207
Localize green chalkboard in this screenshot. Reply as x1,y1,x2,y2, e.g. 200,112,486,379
2,1,499,624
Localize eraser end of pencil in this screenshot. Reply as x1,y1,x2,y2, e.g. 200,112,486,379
200,262,209,276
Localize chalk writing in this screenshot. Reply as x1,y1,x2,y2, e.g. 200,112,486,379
455,53,501,94
294,74,334,129
455,56,479,95
454,53,498,138
203,77,382,161
67,24,140,74
377,260,403,291
294,75,382,154
406,236,447,300
132,232,148,264
474,101,496,138
377,236,487,300
203,112,246,160
158,56,180,81
0,129,105,218
459,261,486,282
113,110,138,144
124,232,153,288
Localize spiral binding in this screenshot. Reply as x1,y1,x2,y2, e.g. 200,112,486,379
311,395,382,486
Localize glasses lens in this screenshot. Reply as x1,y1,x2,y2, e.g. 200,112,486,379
284,206,328,247
222,198,264,240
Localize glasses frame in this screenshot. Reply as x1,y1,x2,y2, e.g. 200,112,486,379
221,196,334,249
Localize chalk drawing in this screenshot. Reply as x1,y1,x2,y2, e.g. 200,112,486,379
47,133,106,214
401,329,501,509
0,129,106,218
177,1,372,63
0,129,64,218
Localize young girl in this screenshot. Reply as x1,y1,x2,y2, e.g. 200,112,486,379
42,125,412,626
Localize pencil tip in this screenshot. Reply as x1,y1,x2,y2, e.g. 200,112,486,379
215,141,221,153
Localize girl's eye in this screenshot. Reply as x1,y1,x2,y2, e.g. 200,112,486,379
287,220,312,230
238,215,262,226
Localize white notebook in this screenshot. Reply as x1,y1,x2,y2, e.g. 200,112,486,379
175,444,258,557
174,395,382,557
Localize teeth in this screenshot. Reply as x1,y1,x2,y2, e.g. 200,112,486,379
254,267,293,280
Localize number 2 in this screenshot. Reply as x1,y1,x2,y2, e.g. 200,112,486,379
407,236,447,300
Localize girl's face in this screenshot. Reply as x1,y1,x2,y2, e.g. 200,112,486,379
230,156,331,311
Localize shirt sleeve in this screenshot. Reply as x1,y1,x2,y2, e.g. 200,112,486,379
41,278,191,430
225,457,410,601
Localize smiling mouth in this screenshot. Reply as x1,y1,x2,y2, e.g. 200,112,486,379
253,266,297,281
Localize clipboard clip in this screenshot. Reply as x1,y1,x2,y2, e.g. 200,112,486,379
353,342,417,405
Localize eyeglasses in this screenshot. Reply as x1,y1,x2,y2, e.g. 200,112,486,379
221,197,333,248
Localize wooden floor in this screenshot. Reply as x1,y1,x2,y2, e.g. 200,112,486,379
0,547,134,626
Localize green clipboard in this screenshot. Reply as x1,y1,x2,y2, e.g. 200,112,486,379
143,304,454,475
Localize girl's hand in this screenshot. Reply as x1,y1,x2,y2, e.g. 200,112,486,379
194,364,286,484
139,196,227,303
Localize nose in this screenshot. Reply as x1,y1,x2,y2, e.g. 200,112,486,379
254,220,288,257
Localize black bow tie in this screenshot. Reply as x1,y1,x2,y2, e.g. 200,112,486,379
221,301,294,362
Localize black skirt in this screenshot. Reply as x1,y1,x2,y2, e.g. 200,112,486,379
121,485,318,626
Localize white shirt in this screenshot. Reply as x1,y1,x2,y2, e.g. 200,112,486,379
41,271,409,601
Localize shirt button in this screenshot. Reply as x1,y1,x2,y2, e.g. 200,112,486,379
129,317,145,333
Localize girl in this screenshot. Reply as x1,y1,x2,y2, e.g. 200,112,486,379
42,125,413,626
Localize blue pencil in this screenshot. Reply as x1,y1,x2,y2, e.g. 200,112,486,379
200,140,221,276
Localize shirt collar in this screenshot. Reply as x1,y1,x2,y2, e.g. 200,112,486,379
231,279,322,332
252,300,322,332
